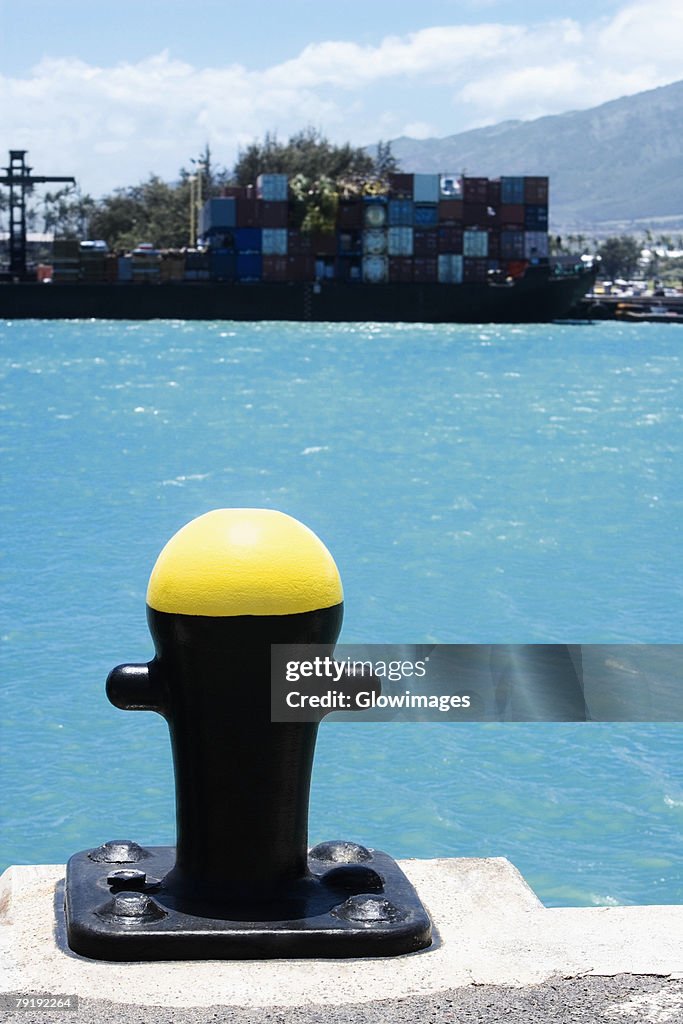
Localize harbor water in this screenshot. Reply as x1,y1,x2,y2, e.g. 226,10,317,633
1,318,682,907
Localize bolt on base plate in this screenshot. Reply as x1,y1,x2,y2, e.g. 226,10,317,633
64,840,432,961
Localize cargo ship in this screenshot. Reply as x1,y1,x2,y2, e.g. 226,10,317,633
0,172,595,323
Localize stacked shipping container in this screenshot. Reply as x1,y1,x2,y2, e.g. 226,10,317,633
197,172,548,285
52,172,549,286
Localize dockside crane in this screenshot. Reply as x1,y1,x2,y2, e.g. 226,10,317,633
0,150,75,279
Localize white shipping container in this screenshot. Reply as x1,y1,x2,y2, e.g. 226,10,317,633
256,173,288,201
362,255,388,283
440,174,463,198
262,228,288,255
523,231,549,258
438,253,464,283
413,173,440,203
387,226,414,256
363,229,387,255
463,230,489,258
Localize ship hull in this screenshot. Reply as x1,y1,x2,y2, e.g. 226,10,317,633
0,265,593,323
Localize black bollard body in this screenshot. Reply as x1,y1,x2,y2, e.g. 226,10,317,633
133,609,341,901
64,509,431,960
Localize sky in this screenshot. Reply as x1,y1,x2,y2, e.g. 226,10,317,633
0,0,682,198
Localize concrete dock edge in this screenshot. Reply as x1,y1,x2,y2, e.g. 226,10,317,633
1,858,682,1022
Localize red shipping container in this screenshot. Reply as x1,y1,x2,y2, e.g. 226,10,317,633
437,226,463,253
287,230,311,254
262,255,289,281
310,231,337,255
524,177,549,204
463,257,489,282
222,186,246,199
236,197,260,227
462,202,489,227
388,257,414,282
438,199,463,223
413,257,438,282
261,201,288,228
287,254,315,281
413,229,438,256
487,179,501,206
462,177,488,203
104,256,119,281
337,200,363,228
488,231,501,259
499,204,525,226
388,173,414,198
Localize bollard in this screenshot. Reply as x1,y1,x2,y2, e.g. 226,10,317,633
64,509,431,960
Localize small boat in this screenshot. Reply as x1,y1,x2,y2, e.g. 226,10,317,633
615,302,683,324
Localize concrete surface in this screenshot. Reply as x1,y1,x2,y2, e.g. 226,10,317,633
1,858,682,1022
3,978,683,1024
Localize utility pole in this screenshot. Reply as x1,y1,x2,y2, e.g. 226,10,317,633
189,161,203,248
0,150,75,279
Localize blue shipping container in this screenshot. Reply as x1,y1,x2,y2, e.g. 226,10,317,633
500,230,525,259
463,229,489,258
117,257,133,282
500,177,525,204
200,197,236,234
388,200,414,226
235,227,262,252
257,173,288,201
236,252,262,280
413,204,438,227
261,228,288,255
338,231,362,255
209,250,236,281
413,173,440,203
524,204,549,230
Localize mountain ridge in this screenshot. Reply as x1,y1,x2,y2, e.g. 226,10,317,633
379,80,683,230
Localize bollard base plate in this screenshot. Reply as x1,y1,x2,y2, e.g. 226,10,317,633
64,842,432,961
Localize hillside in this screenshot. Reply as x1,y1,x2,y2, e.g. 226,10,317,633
383,80,683,231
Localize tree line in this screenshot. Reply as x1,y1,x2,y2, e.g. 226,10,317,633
553,232,683,285
29,130,398,253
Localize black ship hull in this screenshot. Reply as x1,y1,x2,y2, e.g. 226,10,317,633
0,264,594,324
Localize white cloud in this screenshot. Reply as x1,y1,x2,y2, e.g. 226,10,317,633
0,1,680,196
454,1,683,124
264,24,526,88
598,0,683,61
401,122,437,140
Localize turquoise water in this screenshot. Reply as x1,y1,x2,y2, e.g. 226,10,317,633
1,318,682,907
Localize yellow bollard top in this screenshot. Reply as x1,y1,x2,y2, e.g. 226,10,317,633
146,508,343,617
